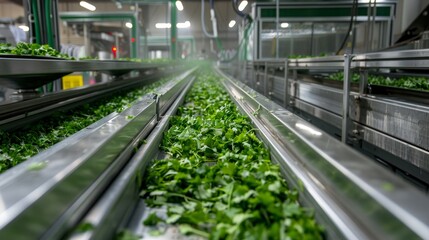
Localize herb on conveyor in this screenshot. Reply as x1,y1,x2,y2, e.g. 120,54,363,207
142,70,323,239
288,53,327,59
0,43,13,53
116,230,141,240
328,72,429,91
0,42,73,59
0,78,169,173
143,212,164,226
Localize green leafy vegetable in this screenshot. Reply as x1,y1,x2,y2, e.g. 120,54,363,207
328,72,429,91
116,230,141,240
75,222,95,233
142,69,323,239
0,78,171,173
0,42,73,59
143,212,164,226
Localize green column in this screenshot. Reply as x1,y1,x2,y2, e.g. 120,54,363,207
170,0,177,59
131,16,138,58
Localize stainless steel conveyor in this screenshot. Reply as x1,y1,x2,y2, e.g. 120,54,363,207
223,49,429,188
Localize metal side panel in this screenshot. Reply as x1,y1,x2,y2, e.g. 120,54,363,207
350,96,429,153
294,99,343,129
295,82,343,115
353,122,429,184
0,97,157,239
215,67,429,240
0,58,169,89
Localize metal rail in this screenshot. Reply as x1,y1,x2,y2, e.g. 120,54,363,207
0,57,172,89
68,73,195,240
226,49,429,187
0,68,174,131
0,68,196,239
215,67,429,240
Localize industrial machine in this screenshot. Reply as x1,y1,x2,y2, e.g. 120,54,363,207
0,0,428,239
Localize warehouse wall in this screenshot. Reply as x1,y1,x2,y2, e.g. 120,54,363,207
393,0,429,41
57,1,246,59
0,2,23,18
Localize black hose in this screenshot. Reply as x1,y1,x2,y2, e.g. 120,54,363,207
336,0,358,55
232,0,250,20
210,0,214,9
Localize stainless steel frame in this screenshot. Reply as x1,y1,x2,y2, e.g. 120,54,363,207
220,49,429,187
0,57,170,89
216,67,429,239
252,1,396,60
0,68,196,239
69,72,196,240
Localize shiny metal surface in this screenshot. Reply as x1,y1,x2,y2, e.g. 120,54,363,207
350,96,429,153
294,98,342,128
342,54,352,143
353,122,429,183
296,82,343,115
0,70,168,131
0,97,157,239
238,50,429,186
216,67,429,240
354,49,429,61
0,58,167,89
156,68,197,116
289,56,344,69
355,60,429,69
69,74,195,240
353,49,429,69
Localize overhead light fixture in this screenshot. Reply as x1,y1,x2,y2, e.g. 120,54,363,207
18,25,29,32
280,22,289,28
177,21,190,29
125,22,133,28
80,1,96,11
155,21,190,29
238,0,248,11
155,23,172,29
176,1,184,11
228,20,236,28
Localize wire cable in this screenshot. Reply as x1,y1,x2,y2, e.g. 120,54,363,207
232,0,252,22
232,0,246,18
201,0,216,38
336,0,358,55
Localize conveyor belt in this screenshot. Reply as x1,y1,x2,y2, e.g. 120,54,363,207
0,57,171,89
0,68,196,239
0,64,183,131
241,52,429,188
0,66,428,239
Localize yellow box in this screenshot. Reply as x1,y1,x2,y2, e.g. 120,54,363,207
62,75,84,90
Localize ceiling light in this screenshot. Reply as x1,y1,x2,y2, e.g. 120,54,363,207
228,20,236,28
80,1,96,11
155,23,172,29
176,1,184,11
280,22,289,28
238,1,248,11
18,25,29,32
177,21,190,29
125,22,133,28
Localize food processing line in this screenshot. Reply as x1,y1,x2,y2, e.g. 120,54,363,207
1,2,429,239
222,49,429,191
0,51,427,239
